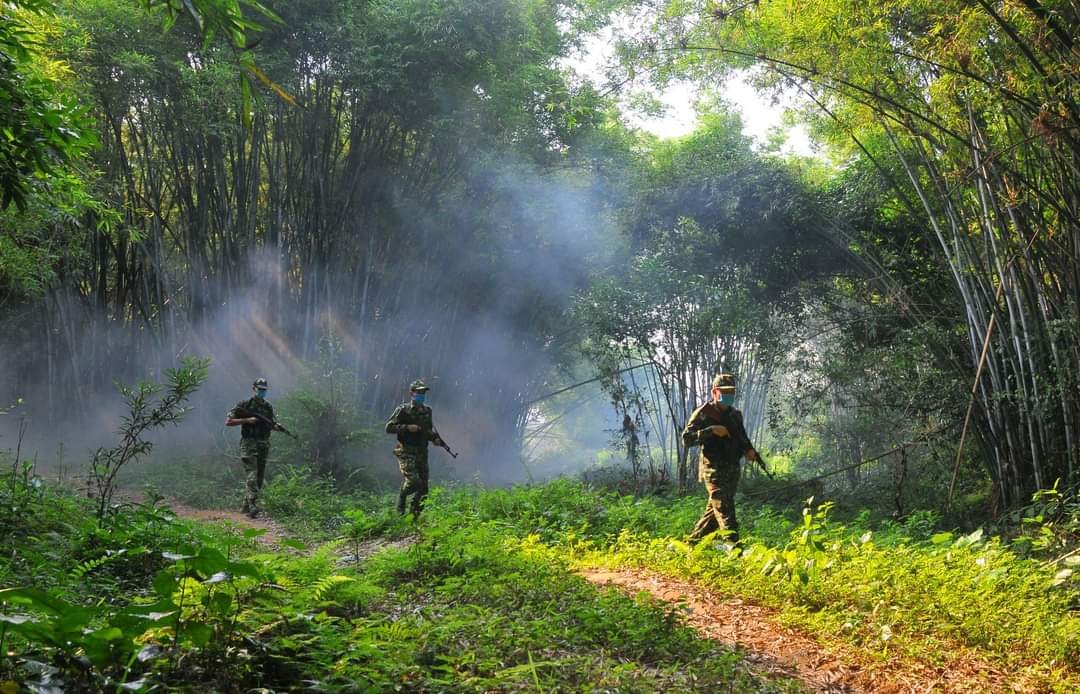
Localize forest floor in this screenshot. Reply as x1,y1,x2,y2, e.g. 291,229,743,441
159,497,416,562
579,567,1045,694
159,500,290,547
156,499,1050,694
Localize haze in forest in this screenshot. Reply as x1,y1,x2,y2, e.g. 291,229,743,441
3,1,1080,690
1,0,1078,517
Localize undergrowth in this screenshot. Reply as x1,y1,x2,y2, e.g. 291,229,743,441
422,479,1080,688
5,448,1079,692
1,462,800,692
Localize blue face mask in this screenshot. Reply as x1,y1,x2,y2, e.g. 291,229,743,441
719,392,735,406
255,389,268,400
412,393,426,406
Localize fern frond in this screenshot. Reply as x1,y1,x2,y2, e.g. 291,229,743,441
307,574,353,601
71,553,117,579
276,575,299,591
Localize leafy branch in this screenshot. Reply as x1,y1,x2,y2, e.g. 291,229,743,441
90,357,210,520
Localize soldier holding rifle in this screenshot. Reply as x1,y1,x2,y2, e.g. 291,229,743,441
385,379,456,519
681,373,768,545
226,377,294,518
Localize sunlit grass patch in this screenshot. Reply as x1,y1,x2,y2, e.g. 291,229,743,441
2,472,806,692
466,484,1080,689
332,522,803,692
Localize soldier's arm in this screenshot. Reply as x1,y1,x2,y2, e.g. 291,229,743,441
225,401,255,426
385,406,405,434
681,407,708,447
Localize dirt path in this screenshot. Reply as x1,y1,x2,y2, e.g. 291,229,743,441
156,498,418,563
336,536,418,565
580,567,1049,694
130,490,1052,692
161,500,293,548
111,489,294,548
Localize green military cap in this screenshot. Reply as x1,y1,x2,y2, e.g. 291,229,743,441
711,373,736,391
409,379,430,393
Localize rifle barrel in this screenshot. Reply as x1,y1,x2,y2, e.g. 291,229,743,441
236,407,298,439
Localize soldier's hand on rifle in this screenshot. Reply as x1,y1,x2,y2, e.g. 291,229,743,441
746,448,760,461
706,424,730,438
406,424,421,433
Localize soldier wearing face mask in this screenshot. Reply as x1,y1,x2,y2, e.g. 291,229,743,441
384,379,448,519
226,377,283,518
681,373,760,545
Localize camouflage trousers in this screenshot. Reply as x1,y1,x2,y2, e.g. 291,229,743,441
689,462,741,543
394,444,429,518
240,438,270,511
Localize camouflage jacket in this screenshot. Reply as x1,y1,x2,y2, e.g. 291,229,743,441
385,403,444,449
681,402,755,474
229,397,276,441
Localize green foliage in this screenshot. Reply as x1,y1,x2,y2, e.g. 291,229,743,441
0,0,277,212
326,522,796,692
254,465,404,541
273,331,379,483
0,472,254,690
340,506,410,563
1,464,805,691
144,0,294,125
0,1,96,211
257,465,347,535
144,0,279,45
0,169,117,300
517,486,1080,685
1,544,271,689
6,459,1080,690
1010,482,1080,578
89,357,211,519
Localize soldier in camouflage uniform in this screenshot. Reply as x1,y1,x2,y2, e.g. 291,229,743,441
681,373,761,544
226,377,284,518
385,379,448,519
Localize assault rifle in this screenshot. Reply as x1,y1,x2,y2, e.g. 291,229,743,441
750,451,774,479
686,402,772,478
432,428,458,458
235,407,299,440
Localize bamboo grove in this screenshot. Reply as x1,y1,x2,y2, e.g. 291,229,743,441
1,0,1078,508
615,0,1080,507
1,0,626,465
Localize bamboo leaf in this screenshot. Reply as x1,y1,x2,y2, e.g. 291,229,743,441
243,63,300,108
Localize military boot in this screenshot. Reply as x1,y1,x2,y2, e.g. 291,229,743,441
396,491,407,515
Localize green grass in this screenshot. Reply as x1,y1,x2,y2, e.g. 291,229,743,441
419,479,1080,689
0,468,802,692
5,460,1078,692
271,523,801,692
